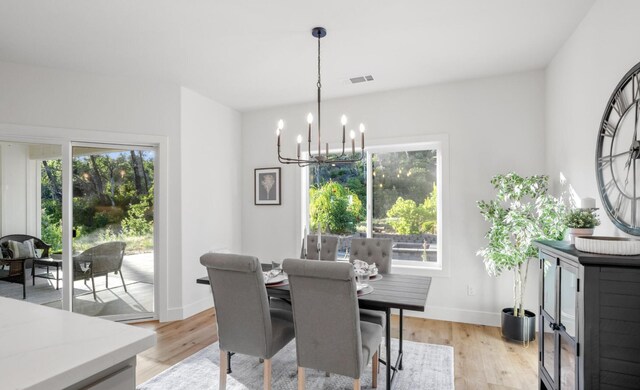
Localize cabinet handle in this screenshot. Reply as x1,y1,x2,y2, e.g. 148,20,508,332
548,322,560,331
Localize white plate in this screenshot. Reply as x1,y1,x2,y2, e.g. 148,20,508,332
264,274,287,285
356,283,369,291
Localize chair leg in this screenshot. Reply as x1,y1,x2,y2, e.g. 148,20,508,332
353,378,361,390
297,367,305,390
263,358,272,390
91,276,97,300
120,270,128,292
372,351,378,388
106,273,108,289
219,349,227,390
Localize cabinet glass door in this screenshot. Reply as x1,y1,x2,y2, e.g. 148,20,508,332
560,333,577,390
560,264,577,338
541,315,556,381
542,255,556,317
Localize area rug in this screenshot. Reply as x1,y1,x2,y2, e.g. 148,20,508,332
138,339,454,390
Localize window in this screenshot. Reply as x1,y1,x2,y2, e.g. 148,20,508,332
304,141,444,270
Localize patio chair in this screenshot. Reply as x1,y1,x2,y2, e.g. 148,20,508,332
73,241,127,300
0,235,51,299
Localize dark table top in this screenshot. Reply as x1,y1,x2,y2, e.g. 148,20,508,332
197,272,431,312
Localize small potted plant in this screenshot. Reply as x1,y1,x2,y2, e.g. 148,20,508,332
564,208,600,244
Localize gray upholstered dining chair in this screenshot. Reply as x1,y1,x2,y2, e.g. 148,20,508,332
305,234,339,260
349,237,393,273
283,258,382,389
350,238,394,328
200,253,295,390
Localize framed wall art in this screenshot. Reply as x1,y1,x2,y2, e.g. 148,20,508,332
254,167,281,205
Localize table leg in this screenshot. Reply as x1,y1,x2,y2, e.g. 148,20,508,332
399,309,403,370
56,264,60,290
33,263,36,286
227,351,233,374
386,307,391,389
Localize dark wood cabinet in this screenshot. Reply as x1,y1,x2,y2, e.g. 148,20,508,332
536,240,640,389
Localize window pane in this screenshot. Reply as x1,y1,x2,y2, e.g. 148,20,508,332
371,150,438,263
308,159,366,258
0,142,63,308
72,147,155,317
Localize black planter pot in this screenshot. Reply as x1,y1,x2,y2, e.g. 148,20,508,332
501,308,536,342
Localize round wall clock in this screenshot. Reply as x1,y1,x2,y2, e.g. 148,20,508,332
596,61,640,235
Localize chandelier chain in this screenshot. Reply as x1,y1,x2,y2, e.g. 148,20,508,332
317,35,321,89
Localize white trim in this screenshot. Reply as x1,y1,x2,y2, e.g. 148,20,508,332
404,305,501,327
182,296,214,319
62,142,73,311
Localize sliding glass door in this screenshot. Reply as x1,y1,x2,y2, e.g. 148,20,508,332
71,145,155,320
0,138,157,321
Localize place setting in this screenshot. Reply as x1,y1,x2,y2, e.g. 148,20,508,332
263,261,287,286
353,259,377,296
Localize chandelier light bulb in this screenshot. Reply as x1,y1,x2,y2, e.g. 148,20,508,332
277,119,284,130
307,113,314,124
350,130,356,139
276,128,281,136
359,123,365,133
297,134,303,143
341,115,348,125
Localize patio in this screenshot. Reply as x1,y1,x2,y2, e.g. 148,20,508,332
0,252,154,317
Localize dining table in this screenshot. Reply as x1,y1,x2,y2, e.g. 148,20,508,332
197,264,431,389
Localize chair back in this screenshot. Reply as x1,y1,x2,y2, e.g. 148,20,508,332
75,242,126,276
283,258,364,378
349,238,393,274
200,253,273,358
305,235,339,261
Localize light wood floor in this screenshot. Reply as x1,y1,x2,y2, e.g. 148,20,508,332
134,309,539,389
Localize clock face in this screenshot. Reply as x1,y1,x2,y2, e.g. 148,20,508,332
596,62,640,235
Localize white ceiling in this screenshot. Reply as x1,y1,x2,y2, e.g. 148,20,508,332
0,0,594,112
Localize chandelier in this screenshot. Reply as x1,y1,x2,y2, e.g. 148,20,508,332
276,27,365,167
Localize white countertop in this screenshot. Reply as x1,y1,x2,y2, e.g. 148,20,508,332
0,297,156,390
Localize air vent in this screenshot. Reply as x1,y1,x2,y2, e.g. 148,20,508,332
350,75,374,84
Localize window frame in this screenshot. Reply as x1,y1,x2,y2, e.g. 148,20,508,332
301,135,448,273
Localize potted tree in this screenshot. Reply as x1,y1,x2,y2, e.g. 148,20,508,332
477,173,566,342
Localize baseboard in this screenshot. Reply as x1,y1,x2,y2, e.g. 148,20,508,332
402,305,501,327
181,296,214,319
167,301,502,327
164,306,184,322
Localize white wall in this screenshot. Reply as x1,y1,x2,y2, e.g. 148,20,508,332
0,143,36,236
180,87,242,318
546,0,640,236
242,70,547,326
